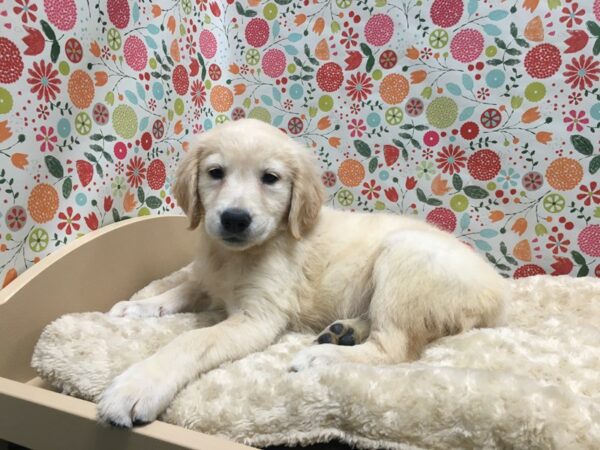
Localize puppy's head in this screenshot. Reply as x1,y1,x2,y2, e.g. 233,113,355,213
173,119,324,250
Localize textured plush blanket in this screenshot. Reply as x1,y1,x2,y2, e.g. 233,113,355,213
32,266,600,449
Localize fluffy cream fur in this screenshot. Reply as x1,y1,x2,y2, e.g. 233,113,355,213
99,119,506,427
32,267,600,449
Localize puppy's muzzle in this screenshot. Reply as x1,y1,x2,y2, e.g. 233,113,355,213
221,208,252,238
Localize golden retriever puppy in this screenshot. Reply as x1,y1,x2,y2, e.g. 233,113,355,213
99,118,506,427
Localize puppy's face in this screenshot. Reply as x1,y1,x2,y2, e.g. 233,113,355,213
174,119,324,250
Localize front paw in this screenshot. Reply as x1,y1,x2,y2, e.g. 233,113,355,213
108,300,165,318
98,360,177,427
289,345,342,372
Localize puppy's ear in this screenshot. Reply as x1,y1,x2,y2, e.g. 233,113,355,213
288,145,325,239
173,142,204,230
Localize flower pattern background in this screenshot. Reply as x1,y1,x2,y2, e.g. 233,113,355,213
1,0,600,287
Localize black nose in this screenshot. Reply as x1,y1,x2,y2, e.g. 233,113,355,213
221,208,252,234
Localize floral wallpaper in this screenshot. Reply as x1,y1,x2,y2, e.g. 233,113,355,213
1,0,600,288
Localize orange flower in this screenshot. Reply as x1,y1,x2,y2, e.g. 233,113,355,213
10,153,28,169
536,131,552,144
2,268,17,288
511,218,528,236
489,210,505,222
233,83,246,95
0,120,12,143
170,40,180,62
182,141,190,151
431,174,451,195
410,70,427,84
328,137,341,148
406,46,419,60
151,4,162,17
167,16,176,33
522,0,539,12
248,0,260,5
174,120,183,135
123,190,137,212
229,64,240,75
94,71,108,87
521,107,540,124
90,41,101,57
313,17,325,35
317,116,331,130
0,244,6,252
295,14,307,26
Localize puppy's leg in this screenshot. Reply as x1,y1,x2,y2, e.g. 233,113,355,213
292,230,506,371
108,281,206,318
98,305,287,427
316,317,371,346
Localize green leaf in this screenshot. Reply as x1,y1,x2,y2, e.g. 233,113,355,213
505,48,521,56
494,38,507,49
146,196,162,209
50,40,60,63
353,140,371,157
95,162,103,178
594,37,600,56
137,187,145,204
452,174,463,191
500,241,508,256
426,198,443,206
571,135,593,156
589,155,600,175
84,152,98,163
586,20,600,37
402,148,409,161
89,144,104,152
515,38,529,48
359,43,372,56
416,188,427,203
62,177,72,199
112,208,120,223
275,0,293,4
40,20,56,40
571,250,586,265
44,155,64,178
90,134,103,141
486,253,497,264
464,185,489,199
368,157,378,173
505,256,518,266
496,264,511,271
577,265,589,277
103,135,117,142
366,54,375,72
510,22,518,38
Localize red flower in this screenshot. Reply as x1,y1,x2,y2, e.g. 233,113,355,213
344,51,363,70
563,55,600,90
321,171,336,187
559,2,584,28
564,30,588,54
405,176,417,190
348,118,366,138
435,144,466,175
546,233,570,255
345,72,373,102
104,196,113,212
361,179,381,200
13,0,38,23
577,181,600,206
85,212,99,231
550,257,573,276
27,60,61,102
35,126,57,152
209,1,221,16
22,26,45,55
191,80,206,108
126,156,147,188
340,27,358,49
384,187,398,202
58,207,81,235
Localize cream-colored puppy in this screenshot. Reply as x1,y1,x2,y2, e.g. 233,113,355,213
99,118,506,427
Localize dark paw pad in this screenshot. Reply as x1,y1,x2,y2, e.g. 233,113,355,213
338,329,355,346
317,333,333,344
329,323,344,334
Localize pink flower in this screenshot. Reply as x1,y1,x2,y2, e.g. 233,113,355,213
13,0,38,23
577,181,600,206
340,27,358,49
435,144,466,175
36,126,57,152
348,118,366,138
559,2,584,28
27,60,61,102
564,110,589,132
546,233,570,255
564,55,600,90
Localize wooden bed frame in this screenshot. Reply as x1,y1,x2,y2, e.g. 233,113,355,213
0,215,253,450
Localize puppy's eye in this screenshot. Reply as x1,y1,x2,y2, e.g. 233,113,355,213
208,167,224,180
261,172,279,185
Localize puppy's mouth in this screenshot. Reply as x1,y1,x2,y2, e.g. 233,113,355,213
220,234,249,245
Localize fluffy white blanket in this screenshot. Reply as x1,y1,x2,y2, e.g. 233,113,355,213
32,266,600,449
